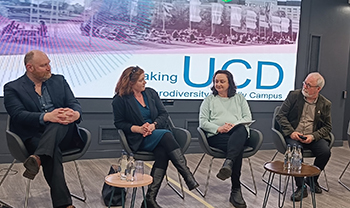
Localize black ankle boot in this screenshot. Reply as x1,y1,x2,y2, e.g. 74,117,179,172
168,148,199,190
229,188,246,208
141,168,165,208
217,159,233,181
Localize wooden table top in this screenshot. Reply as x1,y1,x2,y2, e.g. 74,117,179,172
264,161,321,177
105,173,153,188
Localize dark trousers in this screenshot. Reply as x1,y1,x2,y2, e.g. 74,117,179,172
285,137,331,187
208,125,248,189
24,123,78,208
152,132,179,170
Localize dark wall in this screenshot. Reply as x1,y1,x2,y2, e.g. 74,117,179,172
0,0,349,163
296,0,350,142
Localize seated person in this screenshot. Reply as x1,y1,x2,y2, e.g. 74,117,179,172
199,70,252,208
112,66,199,208
3,50,82,208
276,72,332,201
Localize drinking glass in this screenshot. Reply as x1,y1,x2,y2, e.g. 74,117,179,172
134,160,144,181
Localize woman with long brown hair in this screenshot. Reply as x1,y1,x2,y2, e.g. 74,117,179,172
112,66,198,208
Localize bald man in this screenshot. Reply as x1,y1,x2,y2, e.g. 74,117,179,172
4,50,82,208
276,72,332,201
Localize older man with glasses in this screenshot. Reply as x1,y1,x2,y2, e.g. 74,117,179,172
275,72,332,201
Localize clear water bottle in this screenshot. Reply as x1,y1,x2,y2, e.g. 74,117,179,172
126,153,135,182
297,145,303,172
119,150,128,180
291,144,299,171
284,144,292,171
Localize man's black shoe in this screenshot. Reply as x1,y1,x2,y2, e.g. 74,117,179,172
305,177,322,193
290,186,308,201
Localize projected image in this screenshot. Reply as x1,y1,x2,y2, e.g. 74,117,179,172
0,0,151,54
0,0,301,100
0,0,299,53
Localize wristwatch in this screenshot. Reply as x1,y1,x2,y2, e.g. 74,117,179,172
153,121,158,128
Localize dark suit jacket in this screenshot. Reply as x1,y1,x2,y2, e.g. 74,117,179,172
276,89,332,142
3,73,82,142
112,87,169,151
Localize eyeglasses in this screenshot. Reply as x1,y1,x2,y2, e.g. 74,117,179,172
129,66,139,79
302,81,318,89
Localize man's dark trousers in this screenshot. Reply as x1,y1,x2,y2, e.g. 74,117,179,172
24,123,78,208
285,137,331,187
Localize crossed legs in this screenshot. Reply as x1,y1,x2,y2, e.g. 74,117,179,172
24,123,78,208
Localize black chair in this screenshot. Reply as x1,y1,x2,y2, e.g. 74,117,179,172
338,120,350,190
0,116,91,208
262,105,335,192
117,116,191,199
193,127,263,197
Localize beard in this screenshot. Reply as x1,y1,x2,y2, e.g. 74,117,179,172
302,88,316,98
302,89,309,97
32,69,51,82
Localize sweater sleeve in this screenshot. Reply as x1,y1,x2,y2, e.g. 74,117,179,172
199,95,220,135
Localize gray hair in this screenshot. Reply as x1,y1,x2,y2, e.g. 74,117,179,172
308,72,325,89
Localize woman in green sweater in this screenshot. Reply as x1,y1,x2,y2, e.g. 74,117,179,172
199,70,252,208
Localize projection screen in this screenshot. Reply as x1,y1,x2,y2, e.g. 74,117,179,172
0,0,301,100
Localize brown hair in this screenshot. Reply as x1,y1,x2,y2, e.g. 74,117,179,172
211,70,237,97
115,66,144,96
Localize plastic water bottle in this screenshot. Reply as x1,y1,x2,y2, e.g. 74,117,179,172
284,144,292,171
119,150,128,180
291,144,299,171
126,153,135,182
297,145,303,172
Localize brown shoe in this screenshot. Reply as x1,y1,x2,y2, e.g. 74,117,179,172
66,206,75,208
23,155,41,180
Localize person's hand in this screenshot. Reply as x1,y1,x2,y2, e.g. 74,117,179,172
225,123,234,132
217,123,234,133
131,124,148,136
43,108,65,123
43,108,80,125
141,122,153,137
290,131,303,141
300,135,313,144
61,108,80,124
145,123,156,135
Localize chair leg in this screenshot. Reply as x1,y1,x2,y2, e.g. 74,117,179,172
193,154,214,198
0,159,16,208
261,151,288,194
70,161,87,202
192,154,206,197
0,159,17,187
0,200,13,208
193,153,206,175
240,158,257,195
319,169,329,192
165,172,185,199
338,161,350,191
25,179,30,208
261,151,278,181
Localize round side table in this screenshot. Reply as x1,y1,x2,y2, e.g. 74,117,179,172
105,173,153,208
262,160,321,208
